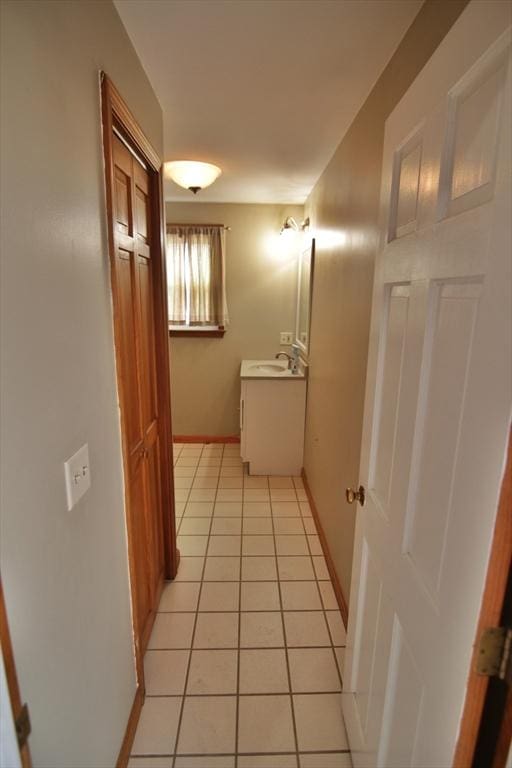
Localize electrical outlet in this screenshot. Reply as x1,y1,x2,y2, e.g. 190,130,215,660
280,332,293,345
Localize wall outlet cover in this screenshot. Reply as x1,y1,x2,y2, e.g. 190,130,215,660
280,332,293,345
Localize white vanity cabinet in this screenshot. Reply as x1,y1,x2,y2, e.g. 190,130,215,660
240,361,307,476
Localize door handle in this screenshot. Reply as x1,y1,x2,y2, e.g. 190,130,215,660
346,485,366,506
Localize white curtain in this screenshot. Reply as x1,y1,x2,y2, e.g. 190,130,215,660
166,225,229,327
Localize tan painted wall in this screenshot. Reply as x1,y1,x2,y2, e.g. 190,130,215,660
303,0,469,604
167,202,303,436
0,1,163,765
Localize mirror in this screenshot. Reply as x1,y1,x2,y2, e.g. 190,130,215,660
295,238,315,358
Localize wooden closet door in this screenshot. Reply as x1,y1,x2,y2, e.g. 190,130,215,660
133,158,165,615
112,134,164,653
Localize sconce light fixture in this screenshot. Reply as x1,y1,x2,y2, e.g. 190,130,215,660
164,160,222,194
280,216,310,235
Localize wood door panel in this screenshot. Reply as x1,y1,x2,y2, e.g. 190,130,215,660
145,438,164,598
114,253,143,456
114,172,130,235
135,188,149,245
113,138,133,234
129,464,151,633
137,259,158,432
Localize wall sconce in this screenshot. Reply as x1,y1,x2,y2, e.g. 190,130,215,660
164,160,222,194
280,216,310,235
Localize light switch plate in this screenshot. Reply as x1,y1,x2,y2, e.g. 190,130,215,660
64,443,91,511
280,332,293,345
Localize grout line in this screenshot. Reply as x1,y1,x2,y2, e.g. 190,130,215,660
270,488,300,767
234,469,243,768
171,442,214,768
148,644,346,651
157,608,339,614
146,690,345,698
140,751,353,756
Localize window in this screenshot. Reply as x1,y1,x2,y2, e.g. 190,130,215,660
166,224,229,336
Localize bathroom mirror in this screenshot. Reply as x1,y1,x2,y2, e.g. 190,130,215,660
295,238,315,358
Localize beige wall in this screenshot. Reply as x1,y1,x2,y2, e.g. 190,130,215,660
167,202,303,436
0,1,162,765
303,0,469,603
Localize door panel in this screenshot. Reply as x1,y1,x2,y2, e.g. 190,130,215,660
378,617,424,768
137,257,158,432
404,280,483,598
352,542,383,734
370,284,410,514
344,19,511,768
130,462,151,634
114,253,143,456
145,438,164,600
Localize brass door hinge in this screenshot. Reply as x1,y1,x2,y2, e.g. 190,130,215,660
15,703,31,749
476,627,512,684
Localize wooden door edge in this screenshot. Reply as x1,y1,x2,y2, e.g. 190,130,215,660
453,426,512,767
0,577,32,768
115,684,144,768
151,167,178,580
493,686,512,768
302,469,349,628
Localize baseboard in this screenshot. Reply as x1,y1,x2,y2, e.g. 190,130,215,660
302,469,349,628
116,684,143,768
173,435,240,444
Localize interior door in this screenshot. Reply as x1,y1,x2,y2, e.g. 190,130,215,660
112,133,165,655
343,16,511,768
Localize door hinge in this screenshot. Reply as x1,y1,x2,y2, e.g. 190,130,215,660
15,703,31,749
476,627,512,684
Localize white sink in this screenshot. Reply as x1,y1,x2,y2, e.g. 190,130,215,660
240,359,306,379
249,363,287,374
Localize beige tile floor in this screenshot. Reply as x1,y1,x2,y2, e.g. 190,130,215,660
129,443,351,768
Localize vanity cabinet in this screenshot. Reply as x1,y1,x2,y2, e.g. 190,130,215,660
240,376,307,476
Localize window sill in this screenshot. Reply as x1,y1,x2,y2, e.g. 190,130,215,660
169,326,226,338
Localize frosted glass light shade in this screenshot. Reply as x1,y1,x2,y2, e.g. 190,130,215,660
164,160,221,193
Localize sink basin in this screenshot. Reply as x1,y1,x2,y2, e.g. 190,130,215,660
249,363,287,374
240,359,306,379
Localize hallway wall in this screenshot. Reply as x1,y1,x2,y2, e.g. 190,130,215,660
303,0,470,603
0,1,163,765
166,202,303,436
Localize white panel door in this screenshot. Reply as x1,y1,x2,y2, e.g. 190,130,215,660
343,8,511,768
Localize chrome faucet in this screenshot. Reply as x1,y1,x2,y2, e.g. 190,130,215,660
275,352,293,368
275,344,301,374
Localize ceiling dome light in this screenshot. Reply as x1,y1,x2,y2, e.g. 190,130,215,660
164,160,222,194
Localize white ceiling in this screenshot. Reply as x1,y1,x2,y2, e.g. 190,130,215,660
114,0,422,204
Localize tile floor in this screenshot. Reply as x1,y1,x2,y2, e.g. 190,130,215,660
129,442,351,768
